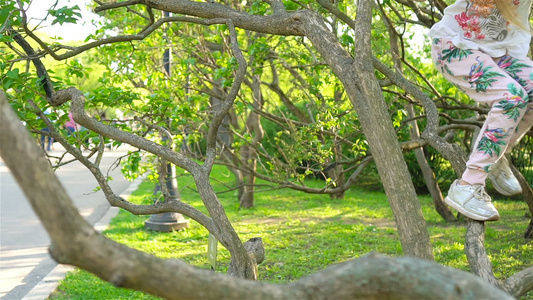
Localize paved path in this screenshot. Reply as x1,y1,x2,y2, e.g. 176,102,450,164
0,146,139,299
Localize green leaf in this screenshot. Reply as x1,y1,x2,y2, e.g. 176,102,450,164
0,6,13,31
3,78,14,89
283,0,299,11
0,34,13,42
48,5,82,25
6,68,19,79
340,34,354,46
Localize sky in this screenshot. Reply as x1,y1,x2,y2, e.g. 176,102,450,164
25,0,100,41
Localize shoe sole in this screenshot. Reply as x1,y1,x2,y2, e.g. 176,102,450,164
444,196,500,222
488,174,522,197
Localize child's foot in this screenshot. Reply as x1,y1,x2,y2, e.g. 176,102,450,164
489,157,522,196
445,180,500,221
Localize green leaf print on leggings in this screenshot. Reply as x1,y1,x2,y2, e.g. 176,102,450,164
498,55,531,88
465,56,504,93
477,127,511,157
495,83,528,121
437,39,473,76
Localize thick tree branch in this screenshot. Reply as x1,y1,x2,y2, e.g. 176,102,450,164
372,57,468,176
22,15,229,60
143,0,304,36
9,29,54,98
265,0,286,14
504,266,533,298
464,220,500,287
28,103,218,238
316,0,355,29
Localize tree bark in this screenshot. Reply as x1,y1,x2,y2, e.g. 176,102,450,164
509,162,533,238
295,4,433,259
239,74,264,209
382,10,454,222
325,155,346,200
406,105,456,222
464,220,500,286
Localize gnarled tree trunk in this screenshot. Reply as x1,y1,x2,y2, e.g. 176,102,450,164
239,73,264,208
406,104,456,222
297,4,434,259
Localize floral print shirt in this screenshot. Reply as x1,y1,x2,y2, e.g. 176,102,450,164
428,0,532,59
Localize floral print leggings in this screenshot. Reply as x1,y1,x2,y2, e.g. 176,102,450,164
431,37,533,185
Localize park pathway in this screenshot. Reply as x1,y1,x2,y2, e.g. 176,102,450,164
1,145,138,299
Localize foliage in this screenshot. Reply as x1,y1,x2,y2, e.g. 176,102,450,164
47,5,82,26
5,0,527,197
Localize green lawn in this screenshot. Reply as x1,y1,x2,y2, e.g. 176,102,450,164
49,166,533,299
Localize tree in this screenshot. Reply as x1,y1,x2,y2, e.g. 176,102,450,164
1,0,532,298
0,92,522,298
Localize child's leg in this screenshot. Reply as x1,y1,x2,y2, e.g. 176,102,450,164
431,37,530,185
493,55,533,153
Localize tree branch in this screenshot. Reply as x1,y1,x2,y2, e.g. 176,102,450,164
22,15,230,61
265,0,286,14
9,29,54,98
465,219,500,287
372,57,468,176
316,0,355,29
504,266,533,298
204,19,247,173
143,0,304,35
94,0,144,12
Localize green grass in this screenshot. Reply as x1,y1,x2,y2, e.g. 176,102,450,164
49,166,533,299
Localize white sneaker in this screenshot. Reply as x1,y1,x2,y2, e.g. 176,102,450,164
488,157,522,196
445,180,500,221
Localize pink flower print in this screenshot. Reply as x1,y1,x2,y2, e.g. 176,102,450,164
468,69,483,82
455,12,470,29
454,12,486,40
